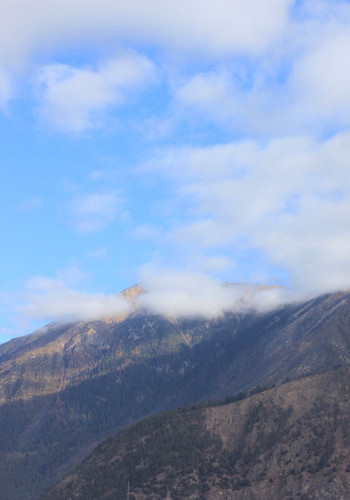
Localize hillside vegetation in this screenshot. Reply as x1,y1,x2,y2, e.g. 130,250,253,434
1,290,350,497
45,367,350,500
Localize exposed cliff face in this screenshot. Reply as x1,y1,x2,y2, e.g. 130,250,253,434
120,284,145,302
1,289,350,498
44,367,350,500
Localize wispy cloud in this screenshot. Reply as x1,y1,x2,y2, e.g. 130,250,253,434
142,132,350,295
87,247,110,260
34,52,156,132
69,191,123,233
14,197,43,212
167,11,350,136
19,276,130,322
0,69,12,110
174,70,240,125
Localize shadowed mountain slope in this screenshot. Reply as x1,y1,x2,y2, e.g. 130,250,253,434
44,366,350,500
1,289,350,497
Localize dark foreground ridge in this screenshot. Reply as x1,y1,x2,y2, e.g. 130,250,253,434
44,367,350,500
1,289,350,498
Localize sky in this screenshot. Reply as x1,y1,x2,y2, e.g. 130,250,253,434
1,0,350,342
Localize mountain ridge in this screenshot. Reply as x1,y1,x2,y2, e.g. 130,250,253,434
1,289,350,497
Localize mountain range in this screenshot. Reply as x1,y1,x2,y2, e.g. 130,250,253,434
1,286,350,498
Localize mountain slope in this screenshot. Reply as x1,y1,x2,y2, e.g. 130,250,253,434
1,289,350,497
44,366,350,500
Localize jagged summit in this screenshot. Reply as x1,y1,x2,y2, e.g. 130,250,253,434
120,283,144,301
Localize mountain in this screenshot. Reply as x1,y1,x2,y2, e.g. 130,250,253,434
44,366,350,500
1,288,350,498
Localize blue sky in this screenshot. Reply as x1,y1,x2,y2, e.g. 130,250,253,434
1,0,350,342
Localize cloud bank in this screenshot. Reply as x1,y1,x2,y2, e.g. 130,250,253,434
0,0,291,64
17,271,294,325
138,269,293,318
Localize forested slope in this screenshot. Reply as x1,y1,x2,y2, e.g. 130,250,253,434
1,289,350,497
45,367,350,499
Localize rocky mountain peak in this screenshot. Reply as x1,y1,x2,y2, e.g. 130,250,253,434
120,283,144,302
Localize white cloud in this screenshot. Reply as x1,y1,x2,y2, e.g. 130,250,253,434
0,69,12,110
289,30,350,125
55,266,92,287
0,0,292,65
1,0,350,136
19,276,131,322
0,0,294,111
12,268,293,325
167,7,350,135
138,268,292,318
175,71,238,122
35,52,155,131
69,191,122,232
143,131,350,296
